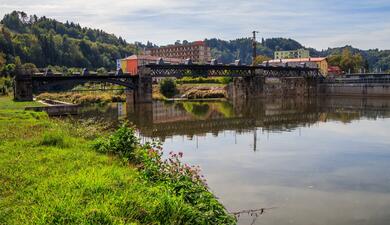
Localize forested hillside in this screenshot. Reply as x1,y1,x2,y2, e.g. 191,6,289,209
1,10,389,76
0,11,136,74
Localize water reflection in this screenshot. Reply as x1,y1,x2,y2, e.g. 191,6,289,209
123,97,390,142
76,97,390,225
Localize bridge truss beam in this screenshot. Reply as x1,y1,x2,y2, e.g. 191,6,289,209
145,64,321,78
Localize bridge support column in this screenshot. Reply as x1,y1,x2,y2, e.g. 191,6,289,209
134,68,153,104
14,71,33,101
228,76,265,100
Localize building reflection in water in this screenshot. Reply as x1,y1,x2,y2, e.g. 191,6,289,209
122,97,390,146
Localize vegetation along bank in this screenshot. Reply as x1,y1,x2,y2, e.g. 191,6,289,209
0,96,236,224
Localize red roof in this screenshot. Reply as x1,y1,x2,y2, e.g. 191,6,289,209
193,41,205,45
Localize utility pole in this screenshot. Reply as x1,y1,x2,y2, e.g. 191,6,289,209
252,31,259,65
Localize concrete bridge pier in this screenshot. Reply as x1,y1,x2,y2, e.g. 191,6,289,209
227,76,265,100
14,71,33,101
134,68,153,103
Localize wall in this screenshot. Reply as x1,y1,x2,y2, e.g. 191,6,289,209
319,83,390,97
227,77,318,100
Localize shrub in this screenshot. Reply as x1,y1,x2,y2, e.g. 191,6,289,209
93,124,139,161
159,78,178,98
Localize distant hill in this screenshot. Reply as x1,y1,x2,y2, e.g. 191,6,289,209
0,11,136,69
1,10,389,72
204,38,390,72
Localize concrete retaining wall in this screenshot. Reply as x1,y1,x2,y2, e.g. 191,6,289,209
319,83,390,97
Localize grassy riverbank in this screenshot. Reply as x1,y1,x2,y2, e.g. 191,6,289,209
36,83,227,104
36,92,126,105
0,97,235,224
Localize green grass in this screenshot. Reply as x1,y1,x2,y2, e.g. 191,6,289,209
0,96,44,110
0,96,235,224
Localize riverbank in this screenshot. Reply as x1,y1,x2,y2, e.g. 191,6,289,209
36,83,228,104
36,91,126,105
0,97,235,224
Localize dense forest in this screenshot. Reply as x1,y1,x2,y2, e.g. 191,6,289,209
0,11,136,76
1,11,389,77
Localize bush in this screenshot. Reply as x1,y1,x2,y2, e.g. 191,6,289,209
93,124,139,161
159,78,178,98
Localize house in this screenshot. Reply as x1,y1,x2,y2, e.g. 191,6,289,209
119,55,185,75
267,57,329,76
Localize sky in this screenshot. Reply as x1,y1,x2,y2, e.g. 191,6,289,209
0,0,389,50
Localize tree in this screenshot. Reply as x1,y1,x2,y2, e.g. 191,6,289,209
1,11,28,33
328,48,364,73
0,52,6,72
0,11,135,70
14,56,22,75
3,64,16,77
159,78,177,98
253,55,271,65
22,63,39,74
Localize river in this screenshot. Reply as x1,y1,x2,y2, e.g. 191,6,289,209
75,97,390,225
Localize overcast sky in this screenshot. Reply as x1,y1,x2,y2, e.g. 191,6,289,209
0,0,389,50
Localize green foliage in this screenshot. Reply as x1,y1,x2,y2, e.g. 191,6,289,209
159,78,178,98
0,52,5,70
2,63,16,76
328,48,364,73
94,124,139,161
0,11,135,70
205,37,299,64
93,124,236,224
0,77,12,95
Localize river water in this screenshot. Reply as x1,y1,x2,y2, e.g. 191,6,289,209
77,97,390,225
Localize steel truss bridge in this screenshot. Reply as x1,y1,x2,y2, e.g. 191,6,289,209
14,64,321,101
145,64,320,78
